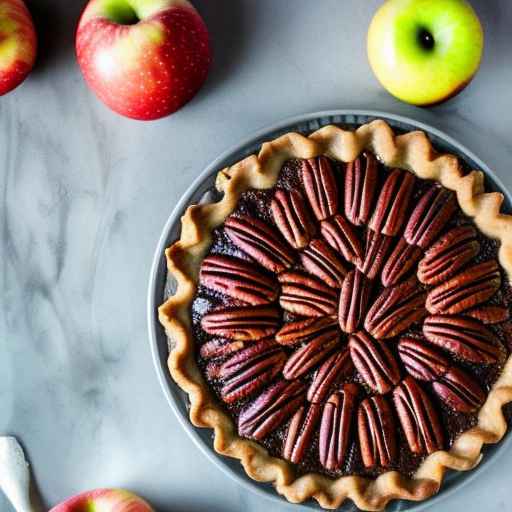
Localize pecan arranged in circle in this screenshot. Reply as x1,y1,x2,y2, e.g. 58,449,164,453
321,214,363,265
349,331,400,394
319,384,359,470
283,331,339,379
423,315,502,364
225,215,294,273
199,338,245,360
279,271,338,317
358,230,392,280
219,339,286,403
369,168,415,236
393,377,444,455
271,189,316,249
381,237,422,287
201,304,280,340
465,305,510,324
200,255,278,305
365,278,426,339
358,395,397,469
300,238,348,288
301,156,338,221
397,337,449,381
275,316,338,347
308,349,354,403
418,225,479,285
426,260,501,315
283,403,322,464
338,269,372,334
344,152,378,226
432,367,485,413
404,186,456,249
238,380,306,440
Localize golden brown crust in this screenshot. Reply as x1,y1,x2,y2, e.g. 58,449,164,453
158,119,512,511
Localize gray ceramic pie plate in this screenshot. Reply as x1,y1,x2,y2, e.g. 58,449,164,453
147,110,512,511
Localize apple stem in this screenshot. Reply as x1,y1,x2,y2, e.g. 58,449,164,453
103,0,139,25
417,28,435,50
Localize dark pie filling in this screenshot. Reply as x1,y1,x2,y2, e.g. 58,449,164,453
188,155,512,478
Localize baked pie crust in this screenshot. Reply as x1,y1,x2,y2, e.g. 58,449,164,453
158,120,512,511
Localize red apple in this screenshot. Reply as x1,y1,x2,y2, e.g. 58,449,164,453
75,0,211,120
49,488,154,512
0,0,37,95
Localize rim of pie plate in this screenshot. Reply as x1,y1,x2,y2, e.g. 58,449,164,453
150,111,512,512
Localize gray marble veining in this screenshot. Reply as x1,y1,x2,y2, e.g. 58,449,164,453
1,1,512,511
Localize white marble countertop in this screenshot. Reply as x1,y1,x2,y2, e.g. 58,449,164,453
2,1,512,510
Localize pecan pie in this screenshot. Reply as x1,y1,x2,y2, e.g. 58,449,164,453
159,120,512,511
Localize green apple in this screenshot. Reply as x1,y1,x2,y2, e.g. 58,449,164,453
367,0,483,106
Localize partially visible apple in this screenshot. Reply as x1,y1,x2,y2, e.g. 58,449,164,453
367,0,483,106
49,488,154,512
0,0,37,95
76,0,211,120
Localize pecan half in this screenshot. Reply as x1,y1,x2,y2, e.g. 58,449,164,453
418,226,479,285
319,384,359,470
404,187,457,249
283,331,340,379
432,367,485,413
397,337,449,381
301,156,338,221
283,403,322,464
200,255,278,305
199,338,245,360
238,380,306,440
338,270,372,333
219,340,286,403
224,215,294,273
357,230,392,280
358,395,397,469
278,271,338,317
426,260,501,315
321,214,363,265
381,238,422,287
465,306,510,324
368,169,415,236
364,278,427,339
344,152,378,226
275,316,338,347
349,331,400,394
300,239,348,288
271,189,316,249
423,315,502,363
393,377,444,455
307,349,354,403
201,305,280,341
